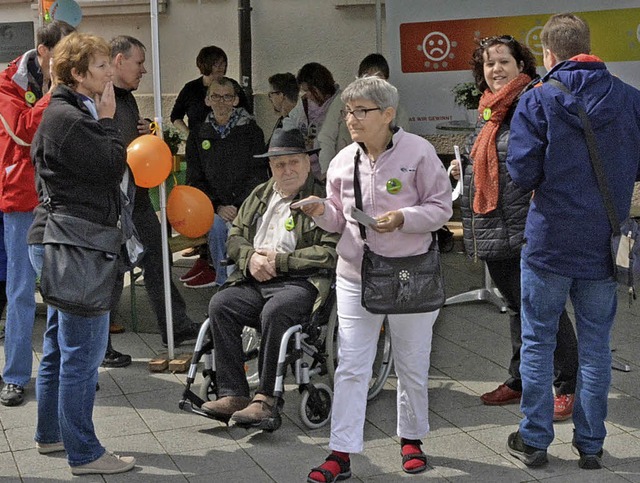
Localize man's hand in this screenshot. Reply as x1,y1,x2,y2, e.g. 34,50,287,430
217,205,238,223
137,118,151,135
371,210,404,233
248,250,277,282
296,196,326,217
96,81,116,119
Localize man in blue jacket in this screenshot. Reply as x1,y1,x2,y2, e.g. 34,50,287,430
505,13,640,470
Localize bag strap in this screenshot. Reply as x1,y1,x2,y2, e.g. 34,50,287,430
546,78,620,236
353,150,368,241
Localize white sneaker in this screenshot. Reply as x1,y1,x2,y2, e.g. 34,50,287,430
70,451,136,475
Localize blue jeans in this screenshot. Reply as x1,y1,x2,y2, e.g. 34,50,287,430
519,257,617,454
208,215,230,285
29,244,108,466
2,211,37,387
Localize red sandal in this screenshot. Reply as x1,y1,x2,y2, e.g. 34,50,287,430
401,438,428,474
307,453,351,483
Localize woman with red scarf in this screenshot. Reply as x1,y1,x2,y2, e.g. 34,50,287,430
449,36,578,419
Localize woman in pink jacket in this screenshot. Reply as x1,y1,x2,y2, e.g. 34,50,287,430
301,76,452,482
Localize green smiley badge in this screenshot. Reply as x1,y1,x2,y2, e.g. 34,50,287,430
284,216,295,231
25,91,36,105
201,140,211,150
483,107,492,121
386,178,402,195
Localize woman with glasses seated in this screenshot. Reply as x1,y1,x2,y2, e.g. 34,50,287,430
448,35,578,417
187,77,267,288
300,75,452,482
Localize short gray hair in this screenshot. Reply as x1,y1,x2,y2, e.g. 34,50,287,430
341,75,399,114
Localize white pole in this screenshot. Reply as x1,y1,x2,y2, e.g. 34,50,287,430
376,0,382,53
150,0,175,359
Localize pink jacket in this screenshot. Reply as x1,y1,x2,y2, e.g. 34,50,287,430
315,128,452,282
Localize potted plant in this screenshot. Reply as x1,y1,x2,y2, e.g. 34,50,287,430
163,127,185,171
451,81,482,110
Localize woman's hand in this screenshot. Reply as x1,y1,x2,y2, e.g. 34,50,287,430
372,210,404,233
295,196,326,217
449,159,461,180
96,81,116,119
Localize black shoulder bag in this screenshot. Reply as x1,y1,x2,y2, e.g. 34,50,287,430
548,78,639,303
353,150,445,314
39,180,123,316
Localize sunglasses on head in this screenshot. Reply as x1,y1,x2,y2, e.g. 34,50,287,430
480,35,515,48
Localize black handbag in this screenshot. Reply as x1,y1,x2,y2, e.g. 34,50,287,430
39,180,123,316
353,151,445,314
548,78,640,304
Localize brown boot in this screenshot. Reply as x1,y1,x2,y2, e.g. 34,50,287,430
231,394,278,427
201,396,250,422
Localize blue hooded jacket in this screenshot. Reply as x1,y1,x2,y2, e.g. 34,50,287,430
507,58,640,279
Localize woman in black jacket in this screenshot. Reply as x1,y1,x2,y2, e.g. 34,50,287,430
27,33,135,475
450,36,578,420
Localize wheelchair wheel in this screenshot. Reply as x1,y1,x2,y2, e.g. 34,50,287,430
326,313,393,400
299,382,333,429
197,372,218,402
242,326,260,390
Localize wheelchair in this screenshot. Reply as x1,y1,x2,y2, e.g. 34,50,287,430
178,288,394,431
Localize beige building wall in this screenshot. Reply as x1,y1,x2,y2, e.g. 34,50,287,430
1,1,389,136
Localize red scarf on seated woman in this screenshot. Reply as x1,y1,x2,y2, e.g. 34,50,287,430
470,73,531,214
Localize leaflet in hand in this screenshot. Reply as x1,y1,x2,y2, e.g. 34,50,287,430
351,206,378,227
290,198,327,209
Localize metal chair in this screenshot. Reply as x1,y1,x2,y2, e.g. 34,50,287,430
444,262,507,312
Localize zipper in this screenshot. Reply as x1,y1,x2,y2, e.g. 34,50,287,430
469,169,478,262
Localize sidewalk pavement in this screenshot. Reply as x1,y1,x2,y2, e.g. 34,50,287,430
1,250,639,482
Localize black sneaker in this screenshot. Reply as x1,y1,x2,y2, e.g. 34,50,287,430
102,348,132,368
507,431,548,467
572,437,603,469
0,383,24,407
162,323,200,348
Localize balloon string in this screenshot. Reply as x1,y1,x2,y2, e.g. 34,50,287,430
149,122,158,135
172,172,179,185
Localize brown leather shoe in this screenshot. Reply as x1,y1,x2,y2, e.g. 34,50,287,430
109,323,125,334
231,394,276,425
480,384,522,406
201,396,250,421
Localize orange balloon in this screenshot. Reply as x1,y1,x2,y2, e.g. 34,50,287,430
126,134,172,188
167,186,215,238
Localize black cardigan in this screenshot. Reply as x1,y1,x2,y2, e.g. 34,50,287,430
28,85,126,244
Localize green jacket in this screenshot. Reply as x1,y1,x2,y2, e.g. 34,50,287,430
225,173,339,312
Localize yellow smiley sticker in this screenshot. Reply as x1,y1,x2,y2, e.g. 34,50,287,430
284,216,295,231
25,91,36,105
201,140,211,150
386,178,402,195
483,107,492,121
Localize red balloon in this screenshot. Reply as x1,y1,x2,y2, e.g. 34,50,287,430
126,134,172,188
167,186,215,238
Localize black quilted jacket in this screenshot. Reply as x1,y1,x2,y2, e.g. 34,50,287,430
459,106,532,261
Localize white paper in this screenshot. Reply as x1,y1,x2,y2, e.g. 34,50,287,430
447,145,464,201
290,198,327,209
351,206,378,227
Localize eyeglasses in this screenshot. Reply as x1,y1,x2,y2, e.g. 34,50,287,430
480,35,515,48
208,93,236,103
268,90,282,99
270,157,303,172
340,107,381,120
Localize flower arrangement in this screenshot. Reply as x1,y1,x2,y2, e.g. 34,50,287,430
163,127,185,155
451,82,482,110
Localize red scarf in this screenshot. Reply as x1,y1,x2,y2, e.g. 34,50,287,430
470,73,531,214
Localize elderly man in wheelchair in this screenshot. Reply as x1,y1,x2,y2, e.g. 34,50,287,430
199,128,339,429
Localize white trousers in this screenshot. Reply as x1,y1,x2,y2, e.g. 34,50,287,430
329,276,438,453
